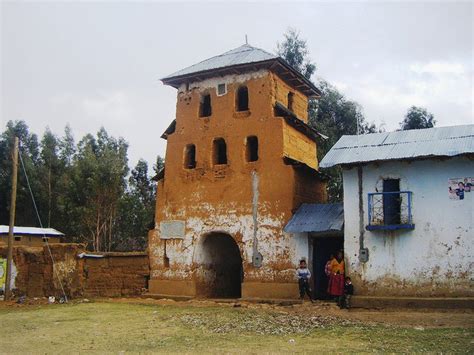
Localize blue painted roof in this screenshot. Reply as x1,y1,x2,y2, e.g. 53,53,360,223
284,203,344,234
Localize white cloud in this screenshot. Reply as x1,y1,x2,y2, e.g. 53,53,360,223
82,91,132,121
409,61,466,75
332,81,349,91
47,89,171,168
345,60,472,130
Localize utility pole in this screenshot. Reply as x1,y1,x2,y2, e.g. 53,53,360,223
5,137,19,301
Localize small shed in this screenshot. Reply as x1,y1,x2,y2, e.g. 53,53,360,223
0,226,65,247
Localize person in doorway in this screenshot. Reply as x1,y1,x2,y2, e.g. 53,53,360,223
296,259,314,303
325,254,334,277
327,250,345,305
339,276,354,309
324,254,334,299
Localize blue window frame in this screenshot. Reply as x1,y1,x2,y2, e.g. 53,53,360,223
367,191,415,231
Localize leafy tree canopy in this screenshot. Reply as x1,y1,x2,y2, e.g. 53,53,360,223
400,106,436,130
0,120,163,252
277,28,316,80
277,29,378,201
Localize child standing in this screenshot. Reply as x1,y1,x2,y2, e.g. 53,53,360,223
339,276,354,309
296,259,314,302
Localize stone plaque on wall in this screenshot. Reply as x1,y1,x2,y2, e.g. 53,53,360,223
160,220,185,239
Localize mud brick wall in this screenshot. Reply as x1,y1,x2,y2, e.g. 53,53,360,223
0,244,85,298
0,245,149,298
83,252,149,297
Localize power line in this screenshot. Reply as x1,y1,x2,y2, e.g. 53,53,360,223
18,148,68,303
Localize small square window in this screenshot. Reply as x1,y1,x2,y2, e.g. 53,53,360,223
14,236,21,242
217,83,227,96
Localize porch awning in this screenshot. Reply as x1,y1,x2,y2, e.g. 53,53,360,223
284,203,344,234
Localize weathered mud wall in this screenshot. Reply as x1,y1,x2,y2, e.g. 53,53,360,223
343,157,473,297
149,71,326,299
83,252,149,297
0,244,85,298
0,245,149,298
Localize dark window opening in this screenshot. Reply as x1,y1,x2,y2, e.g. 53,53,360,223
383,179,401,225
184,144,196,169
42,237,49,242
217,83,226,95
287,92,295,111
236,86,249,111
14,236,21,242
213,138,227,165
199,93,212,117
246,136,258,162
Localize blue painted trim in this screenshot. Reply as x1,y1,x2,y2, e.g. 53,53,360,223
367,190,414,228
366,224,415,231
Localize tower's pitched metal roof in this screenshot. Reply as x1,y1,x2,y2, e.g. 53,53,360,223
163,44,277,79
161,44,320,97
320,124,474,168
284,203,344,234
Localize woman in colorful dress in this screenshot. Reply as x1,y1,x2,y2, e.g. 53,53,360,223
327,250,345,304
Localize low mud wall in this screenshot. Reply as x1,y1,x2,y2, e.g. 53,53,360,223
83,252,149,297
0,245,149,298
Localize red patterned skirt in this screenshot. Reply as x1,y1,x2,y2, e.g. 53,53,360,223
328,273,345,296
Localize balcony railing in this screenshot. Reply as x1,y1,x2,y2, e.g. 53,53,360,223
367,191,415,231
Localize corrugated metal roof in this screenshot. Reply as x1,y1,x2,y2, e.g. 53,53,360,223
162,44,277,80
284,203,344,233
0,225,64,236
320,125,474,168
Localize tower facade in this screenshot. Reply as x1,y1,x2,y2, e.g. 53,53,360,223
148,44,327,299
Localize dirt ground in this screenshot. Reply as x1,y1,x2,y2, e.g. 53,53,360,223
109,297,474,328
0,297,472,353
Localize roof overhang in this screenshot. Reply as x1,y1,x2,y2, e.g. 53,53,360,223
274,101,328,141
161,120,176,140
284,203,344,234
162,58,321,98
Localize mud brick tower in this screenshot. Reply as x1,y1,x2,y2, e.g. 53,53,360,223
148,44,327,299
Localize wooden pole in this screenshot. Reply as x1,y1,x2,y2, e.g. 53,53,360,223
5,137,19,301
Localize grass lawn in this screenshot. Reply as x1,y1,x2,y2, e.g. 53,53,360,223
0,300,472,353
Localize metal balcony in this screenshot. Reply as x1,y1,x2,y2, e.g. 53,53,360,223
367,191,415,231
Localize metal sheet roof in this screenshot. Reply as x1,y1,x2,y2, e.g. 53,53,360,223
320,125,474,168
284,203,344,234
0,225,64,236
161,44,321,97
162,44,277,80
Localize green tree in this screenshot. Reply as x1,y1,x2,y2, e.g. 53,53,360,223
115,158,158,251
400,106,436,130
68,128,129,251
277,29,378,201
39,128,63,228
59,124,76,166
0,120,41,226
277,28,316,80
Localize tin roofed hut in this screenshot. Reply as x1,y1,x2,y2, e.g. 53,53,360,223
0,226,65,247
320,124,474,297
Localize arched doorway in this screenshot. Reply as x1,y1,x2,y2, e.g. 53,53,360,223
195,232,243,298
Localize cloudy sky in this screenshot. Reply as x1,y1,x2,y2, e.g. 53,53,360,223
1,1,472,169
